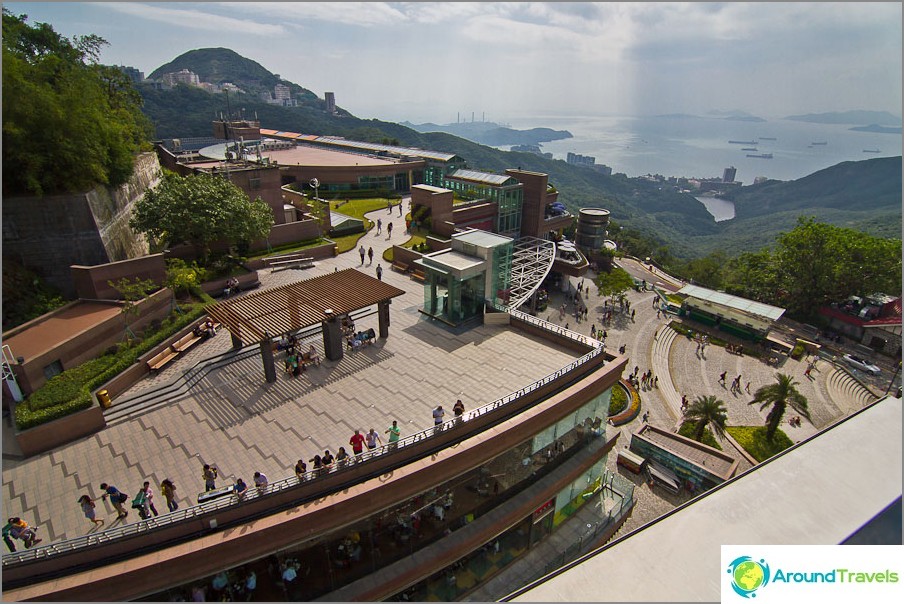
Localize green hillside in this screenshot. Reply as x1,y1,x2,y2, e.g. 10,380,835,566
139,48,902,261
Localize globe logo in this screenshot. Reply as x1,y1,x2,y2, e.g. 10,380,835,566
727,556,770,598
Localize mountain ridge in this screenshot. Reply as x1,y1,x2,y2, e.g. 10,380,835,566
138,48,902,259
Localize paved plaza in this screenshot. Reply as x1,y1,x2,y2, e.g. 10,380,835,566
2,198,879,588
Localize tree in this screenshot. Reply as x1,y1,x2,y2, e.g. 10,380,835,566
594,267,635,302
683,395,728,441
2,10,152,196
108,277,158,340
130,171,274,261
748,373,811,441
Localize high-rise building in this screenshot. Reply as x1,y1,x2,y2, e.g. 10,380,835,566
274,83,292,101
116,65,144,84
325,91,336,114
161,69,200,88
722,166,737,183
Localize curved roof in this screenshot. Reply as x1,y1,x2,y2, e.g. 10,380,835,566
678,284,785,322
447,169,519,186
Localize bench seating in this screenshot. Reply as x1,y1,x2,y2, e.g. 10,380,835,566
411,268,426,282
392,261,409,273
172,331,204,353
147,348,179,373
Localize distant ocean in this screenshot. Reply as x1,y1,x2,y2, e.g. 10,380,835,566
499,114,902,184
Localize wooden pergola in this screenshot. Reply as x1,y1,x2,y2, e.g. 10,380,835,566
207,268,406,381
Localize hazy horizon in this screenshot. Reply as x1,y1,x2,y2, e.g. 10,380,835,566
5,2,901,125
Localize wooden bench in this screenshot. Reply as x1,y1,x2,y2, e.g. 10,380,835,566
411,268,426,282
392,261,409,273
172,331,204,353
147,348,179,374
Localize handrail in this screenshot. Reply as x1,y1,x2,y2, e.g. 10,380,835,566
3,307,608,569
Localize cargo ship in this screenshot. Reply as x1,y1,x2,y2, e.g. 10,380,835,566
728,140,758,145
759,136,777,140
811,141,828,145
862,149,881,153
741,147,758,151
746,152,773,159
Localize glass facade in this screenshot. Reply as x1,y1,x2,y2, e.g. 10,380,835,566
491,241,513,306
142,390,615,602
496,188,523,238
422,269,486,325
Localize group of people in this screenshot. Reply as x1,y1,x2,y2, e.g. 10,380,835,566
278,333,321,377
192,319,218,339
726,343,744,355
787,415,803,427
3,517,41,551
72,479,171,529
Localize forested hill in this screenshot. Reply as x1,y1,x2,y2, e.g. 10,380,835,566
139,48,902,259
147,48,325,111
723,156,902,219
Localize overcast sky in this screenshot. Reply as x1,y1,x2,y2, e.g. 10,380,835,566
6,2,902,124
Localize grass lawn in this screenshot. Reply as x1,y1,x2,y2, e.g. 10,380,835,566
726,425,794,462
678,421,723,450
329,198,399,253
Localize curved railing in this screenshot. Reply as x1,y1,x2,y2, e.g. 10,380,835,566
2,309,609,573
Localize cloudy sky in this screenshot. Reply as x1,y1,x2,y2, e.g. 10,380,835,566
6,2,901,123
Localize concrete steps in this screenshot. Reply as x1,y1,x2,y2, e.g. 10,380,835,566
826,366,879,415
650,324,681,422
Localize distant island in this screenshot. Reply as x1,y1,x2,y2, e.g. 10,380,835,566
849,124,902,135
784,110,902,125
401,120,572,146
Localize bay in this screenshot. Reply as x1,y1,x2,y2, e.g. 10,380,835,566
694,196,735,222
499,114,903,184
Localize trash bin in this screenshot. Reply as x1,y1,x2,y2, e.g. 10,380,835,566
97,389,111,409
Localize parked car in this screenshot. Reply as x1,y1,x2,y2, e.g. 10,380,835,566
842,354,881,376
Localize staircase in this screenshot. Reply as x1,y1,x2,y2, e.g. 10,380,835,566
826,366,879,415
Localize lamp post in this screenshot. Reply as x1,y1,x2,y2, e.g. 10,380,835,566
310,177,320,202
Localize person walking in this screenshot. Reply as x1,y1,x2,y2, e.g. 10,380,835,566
349,429,366,461
359,245,366,265
385,420,401,449
366,428,383,450
718,371,727,386
7,517,40,548
161,479,178,512
368,246,374,264
78,494,105,527
387,221,393,238
399,201,403,216
376,218,382,235
2,519,16,553
99,483,129,519
141,481,159,517
202,464,218,492
376,264,383,281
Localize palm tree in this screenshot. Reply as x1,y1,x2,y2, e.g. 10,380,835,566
749,373,811,441
683,395,728,442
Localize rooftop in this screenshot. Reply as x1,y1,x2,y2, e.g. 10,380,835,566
447,169,519,187
678,284,785,322
2,301,122,362
633,424,739,480
455,229,513,249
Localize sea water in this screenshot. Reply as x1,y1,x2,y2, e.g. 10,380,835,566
501,114,901,183
499,113,901,221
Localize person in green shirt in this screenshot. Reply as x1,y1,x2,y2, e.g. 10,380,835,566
385,420,401,450
3,520,16,553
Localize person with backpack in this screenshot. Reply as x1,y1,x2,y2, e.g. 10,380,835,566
202,463,218,491
99,483,128,519
7,517,40,548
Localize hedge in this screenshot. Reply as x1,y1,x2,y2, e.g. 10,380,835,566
677,420,723,450
725,425,794,462
609,380,641,426
15,304,208,430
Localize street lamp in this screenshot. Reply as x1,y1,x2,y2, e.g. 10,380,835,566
309,177,320,202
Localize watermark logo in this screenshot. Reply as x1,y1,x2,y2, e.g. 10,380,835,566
727,555,771,598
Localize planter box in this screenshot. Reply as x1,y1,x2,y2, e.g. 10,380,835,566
200,271,260,297
15,403,105,458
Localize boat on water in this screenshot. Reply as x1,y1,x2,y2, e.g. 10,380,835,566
759,136,777,140
741,147,757,151
811,141,828,145
747,153,773,159
862,149,881,153
728,140,758,145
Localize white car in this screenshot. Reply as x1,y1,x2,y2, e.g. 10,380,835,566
842,354,881,376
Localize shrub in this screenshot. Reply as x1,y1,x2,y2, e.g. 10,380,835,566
609,380,641,426
725,426,794,462
608,385,628,416
790,341,806,360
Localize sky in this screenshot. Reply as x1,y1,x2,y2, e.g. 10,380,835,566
5,2,902,124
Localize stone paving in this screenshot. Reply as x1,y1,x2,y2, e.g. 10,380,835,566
1,198,875,596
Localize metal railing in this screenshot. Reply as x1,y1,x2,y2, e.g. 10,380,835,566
3,308,609,569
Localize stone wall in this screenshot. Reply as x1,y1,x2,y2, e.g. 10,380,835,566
2,153,160,297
